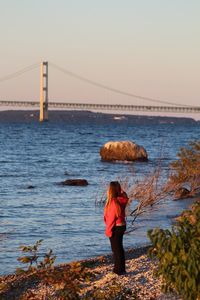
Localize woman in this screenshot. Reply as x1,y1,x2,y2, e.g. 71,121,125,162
104,181,128,275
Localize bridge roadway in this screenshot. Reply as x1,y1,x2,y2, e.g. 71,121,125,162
0,100,200,113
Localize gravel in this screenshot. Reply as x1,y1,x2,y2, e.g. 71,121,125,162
0,246,182,300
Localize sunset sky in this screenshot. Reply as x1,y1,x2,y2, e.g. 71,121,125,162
0,0,200,113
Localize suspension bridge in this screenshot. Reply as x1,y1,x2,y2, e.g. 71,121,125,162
0,61,199,121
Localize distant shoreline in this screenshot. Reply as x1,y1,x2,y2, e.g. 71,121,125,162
0,109,199,125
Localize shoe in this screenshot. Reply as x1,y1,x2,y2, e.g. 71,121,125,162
113,270,126,275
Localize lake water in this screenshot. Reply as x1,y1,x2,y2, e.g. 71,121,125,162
0,118,199,274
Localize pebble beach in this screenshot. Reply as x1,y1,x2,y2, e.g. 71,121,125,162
0,246,182,300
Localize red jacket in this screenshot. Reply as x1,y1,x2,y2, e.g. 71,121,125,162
104,196,128,237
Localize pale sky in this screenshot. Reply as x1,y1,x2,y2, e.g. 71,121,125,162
0,1,200,113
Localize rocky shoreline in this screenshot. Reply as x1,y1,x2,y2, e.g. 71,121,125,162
0,245,182,300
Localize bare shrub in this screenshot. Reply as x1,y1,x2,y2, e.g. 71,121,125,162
128,168,168,224
167,141,200,196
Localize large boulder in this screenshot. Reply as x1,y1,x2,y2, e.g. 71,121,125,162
100,141,148,162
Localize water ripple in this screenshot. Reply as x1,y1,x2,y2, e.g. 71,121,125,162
0,122,199,274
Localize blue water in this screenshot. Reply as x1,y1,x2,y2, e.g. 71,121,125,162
0,119,199,275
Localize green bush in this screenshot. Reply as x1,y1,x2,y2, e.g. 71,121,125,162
148,200,200,300
17,239,56,273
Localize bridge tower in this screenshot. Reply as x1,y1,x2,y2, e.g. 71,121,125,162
40,61,48,122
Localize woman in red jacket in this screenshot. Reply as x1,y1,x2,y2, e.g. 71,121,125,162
104,181,128,275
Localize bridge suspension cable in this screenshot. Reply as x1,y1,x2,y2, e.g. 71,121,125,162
49,61,192,107
1,61,199,110
0,63,40,83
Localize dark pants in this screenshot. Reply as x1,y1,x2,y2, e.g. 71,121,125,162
109,225,126,275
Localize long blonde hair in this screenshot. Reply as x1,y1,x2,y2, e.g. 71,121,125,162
105,181,121,217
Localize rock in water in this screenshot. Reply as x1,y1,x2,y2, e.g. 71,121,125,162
100,141,148,162
61,179,89,186
27,185,35,189
174,187,190,200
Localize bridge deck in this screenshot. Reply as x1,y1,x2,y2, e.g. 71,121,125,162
0,100,199,113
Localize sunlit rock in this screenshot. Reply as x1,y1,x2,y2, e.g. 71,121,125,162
100,141,148,162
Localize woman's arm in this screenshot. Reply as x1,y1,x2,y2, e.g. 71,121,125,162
104,201,117,237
